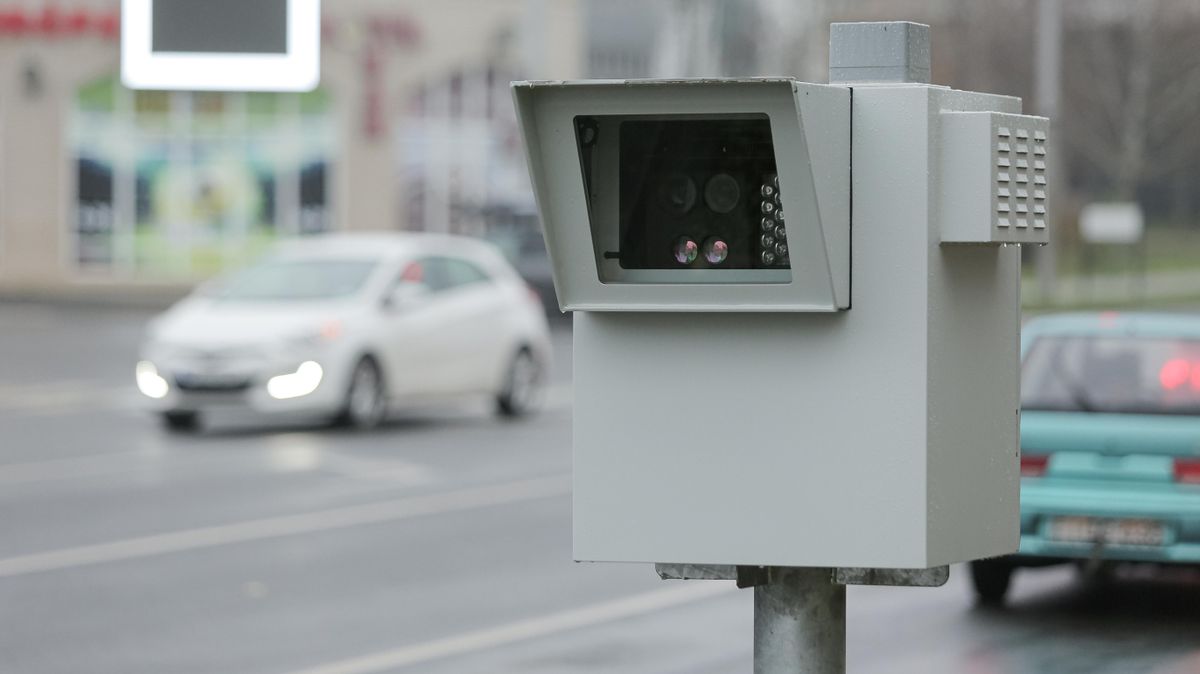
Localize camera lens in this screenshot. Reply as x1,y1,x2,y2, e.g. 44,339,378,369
659,173,697,215
703,238,729,265
673,237,699,265
704,174,741,214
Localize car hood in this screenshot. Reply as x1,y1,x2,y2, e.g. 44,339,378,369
1022,410,1200,458
148,298,352,349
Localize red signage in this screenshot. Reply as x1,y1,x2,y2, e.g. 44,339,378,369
0,7,119,39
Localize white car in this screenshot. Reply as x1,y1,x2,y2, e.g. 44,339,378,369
136,233,552,431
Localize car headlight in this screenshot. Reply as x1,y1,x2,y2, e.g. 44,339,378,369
267,361,324,400
136,361,170,399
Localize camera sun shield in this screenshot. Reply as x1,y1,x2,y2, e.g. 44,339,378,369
514,79,849,312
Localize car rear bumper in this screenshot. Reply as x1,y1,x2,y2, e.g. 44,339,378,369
1018,479,1200,564
1018,536,1200,564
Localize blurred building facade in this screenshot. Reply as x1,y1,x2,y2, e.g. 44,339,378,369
0,0,581,297
5,0,1200,300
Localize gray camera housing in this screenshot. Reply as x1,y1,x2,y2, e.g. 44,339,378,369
515,75,1048,569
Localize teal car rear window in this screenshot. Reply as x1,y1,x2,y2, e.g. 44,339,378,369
1022,335,1200,415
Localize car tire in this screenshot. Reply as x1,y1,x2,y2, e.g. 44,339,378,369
162,411,201,433
496,349,542,418
335,357,387,430
970,559,1014,607
1075,559,1116,588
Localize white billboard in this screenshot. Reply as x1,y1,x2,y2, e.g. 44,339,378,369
121,0,321,92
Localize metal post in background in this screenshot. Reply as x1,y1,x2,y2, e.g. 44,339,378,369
1034,0,1062,303
755,567,845,674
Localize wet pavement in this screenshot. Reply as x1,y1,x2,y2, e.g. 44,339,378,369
1,301,1199,674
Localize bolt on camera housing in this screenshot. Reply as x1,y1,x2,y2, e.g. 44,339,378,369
514,21,1049,570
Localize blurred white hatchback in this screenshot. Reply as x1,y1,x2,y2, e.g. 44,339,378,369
137,233,552,431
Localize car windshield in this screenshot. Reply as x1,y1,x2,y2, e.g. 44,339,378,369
210,258,379,302
1022,334,1200,415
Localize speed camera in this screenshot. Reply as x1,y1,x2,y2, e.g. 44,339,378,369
513,80,849,312
121,0,321,92
514,28,1049,570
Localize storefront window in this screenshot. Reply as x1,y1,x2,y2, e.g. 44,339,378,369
70,75,335,278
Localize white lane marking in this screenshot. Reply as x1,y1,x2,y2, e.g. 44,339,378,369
0,383,139,414
0,443,437,487
0,474,569,578
321,453,435,485
0,451,147,485
0,380,94,398
285,582,735,674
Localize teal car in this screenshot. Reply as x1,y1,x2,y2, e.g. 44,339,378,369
970,312,1200,604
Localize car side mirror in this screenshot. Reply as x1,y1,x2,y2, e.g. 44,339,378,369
382,282,430,311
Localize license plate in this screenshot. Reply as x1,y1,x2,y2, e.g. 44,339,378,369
1048,516,1165,547
176,372,249,388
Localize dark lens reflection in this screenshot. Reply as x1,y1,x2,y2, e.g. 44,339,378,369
705,173,740,214
660,173,697,215
673,237,699,265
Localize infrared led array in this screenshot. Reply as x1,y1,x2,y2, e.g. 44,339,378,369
758,174,789,267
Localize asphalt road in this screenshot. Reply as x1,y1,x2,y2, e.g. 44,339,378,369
2,301,1200,674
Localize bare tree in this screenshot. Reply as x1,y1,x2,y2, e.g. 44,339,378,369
642,0,1200,223
648,0,829,80
1062,0,1200,200
650,0,723,77
752,0,828,81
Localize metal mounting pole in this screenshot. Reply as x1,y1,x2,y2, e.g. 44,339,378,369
774,24,934,668
657,562,947,673
657,26,944,674
754,567,845,674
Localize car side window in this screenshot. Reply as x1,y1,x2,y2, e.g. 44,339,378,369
395,256,489,295
441,258,492,289
396,258,440,292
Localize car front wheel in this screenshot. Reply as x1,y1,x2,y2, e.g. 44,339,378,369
335,357,387,430
496,349,542,418
970,558,1015,607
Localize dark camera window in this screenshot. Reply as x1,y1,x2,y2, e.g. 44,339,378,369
573,113,793,284
152,0,289,55
605,117,788,271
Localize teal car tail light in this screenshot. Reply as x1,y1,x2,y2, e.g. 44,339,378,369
1021,454,1049,478
1173,458,1200,484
